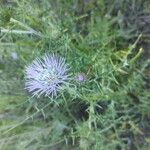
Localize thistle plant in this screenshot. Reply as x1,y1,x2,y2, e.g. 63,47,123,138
25,54,70,97
0,0,149,150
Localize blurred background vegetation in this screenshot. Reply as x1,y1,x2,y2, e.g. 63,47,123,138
0,0,150,150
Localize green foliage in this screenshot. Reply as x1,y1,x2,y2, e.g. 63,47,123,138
0,0,149,150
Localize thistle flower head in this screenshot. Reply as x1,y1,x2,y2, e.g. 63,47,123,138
76,73,85,82
25,54,70,97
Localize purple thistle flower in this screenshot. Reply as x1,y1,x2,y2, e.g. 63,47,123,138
76,73,85,82
25,54,70,97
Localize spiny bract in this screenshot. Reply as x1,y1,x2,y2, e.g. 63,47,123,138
25,54,70,97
